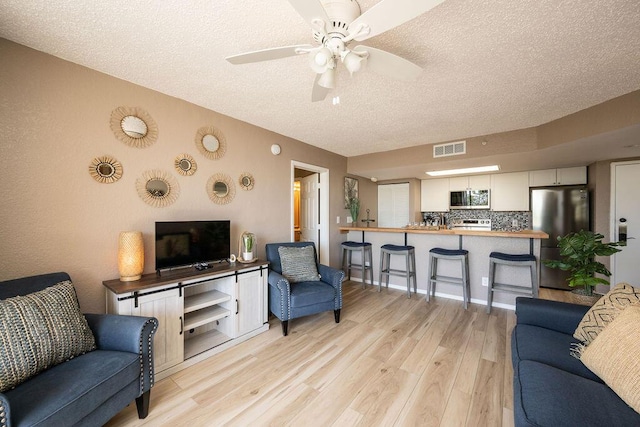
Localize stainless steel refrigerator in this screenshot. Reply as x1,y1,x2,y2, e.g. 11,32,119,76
531,186,590,290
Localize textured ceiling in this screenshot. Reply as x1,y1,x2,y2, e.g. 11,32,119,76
1,0,640,161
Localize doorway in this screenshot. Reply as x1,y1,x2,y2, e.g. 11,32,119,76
292,161,329,265
610,160,640,285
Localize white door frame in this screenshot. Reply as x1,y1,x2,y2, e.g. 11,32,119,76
292,161,329,264
610,159,640,285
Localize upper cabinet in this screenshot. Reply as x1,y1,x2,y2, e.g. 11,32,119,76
449,175,491,191
529,167,586,187
490,172,530,211
421,178,449,212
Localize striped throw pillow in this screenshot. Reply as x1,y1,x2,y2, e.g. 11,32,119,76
0,280,96,392
278,246,321,283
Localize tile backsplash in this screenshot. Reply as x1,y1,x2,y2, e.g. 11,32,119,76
422,210,532,230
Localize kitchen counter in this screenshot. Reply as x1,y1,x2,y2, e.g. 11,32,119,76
339,226,548,239
339,226,548,311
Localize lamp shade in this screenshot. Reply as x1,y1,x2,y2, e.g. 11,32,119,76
118,231,144,281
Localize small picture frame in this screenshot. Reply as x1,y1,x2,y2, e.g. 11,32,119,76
344,176,358,208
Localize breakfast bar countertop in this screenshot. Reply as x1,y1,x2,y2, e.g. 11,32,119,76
338,226,549,239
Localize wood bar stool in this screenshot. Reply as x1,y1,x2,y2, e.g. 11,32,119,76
487,251,538,313
378,244,417,298
427,248,470,309
340,241,374,288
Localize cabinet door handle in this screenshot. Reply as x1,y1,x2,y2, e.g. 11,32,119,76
179,316,183,335
236,299,239,315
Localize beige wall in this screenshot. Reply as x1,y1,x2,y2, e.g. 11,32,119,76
0,39,350,312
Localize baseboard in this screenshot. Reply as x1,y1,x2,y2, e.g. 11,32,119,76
346,277,515,311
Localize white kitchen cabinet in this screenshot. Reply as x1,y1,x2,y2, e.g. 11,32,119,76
491,172,530,211
421,178,449,212
448,175,491,191
104,262,269,378
529,167,586,187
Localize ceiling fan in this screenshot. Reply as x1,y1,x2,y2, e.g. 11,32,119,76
226,0,445,102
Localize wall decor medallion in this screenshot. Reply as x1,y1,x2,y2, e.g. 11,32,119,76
195,126,227,160
207,173,235,204
174,153,197,176
239,172,255,191
136,170,180,207
89,155,123,183
110,106,158,148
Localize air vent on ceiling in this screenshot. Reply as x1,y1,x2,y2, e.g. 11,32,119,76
433,141,466,158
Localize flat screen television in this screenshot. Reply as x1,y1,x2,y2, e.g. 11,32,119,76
155,220,231,271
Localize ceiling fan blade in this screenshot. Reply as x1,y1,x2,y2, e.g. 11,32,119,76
353,45,423,81
226,44,313,65
312,74,331,102
349,0,446,42
287,0,330,28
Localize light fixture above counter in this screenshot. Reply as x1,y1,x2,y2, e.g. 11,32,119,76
426,165,500,177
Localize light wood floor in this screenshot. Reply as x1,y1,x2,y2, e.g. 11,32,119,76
106,283,568,427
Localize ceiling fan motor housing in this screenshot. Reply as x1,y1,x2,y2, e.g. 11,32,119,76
319,0,361,37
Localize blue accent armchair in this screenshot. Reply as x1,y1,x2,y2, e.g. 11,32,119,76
265,242,344,336
0,272,158,426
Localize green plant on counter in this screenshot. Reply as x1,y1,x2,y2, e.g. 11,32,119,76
347,197,360,224
543,230,622,296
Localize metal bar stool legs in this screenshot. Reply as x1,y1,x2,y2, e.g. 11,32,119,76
487,252,538,313
341,241,373,288
378,244,417,298
427,248,471,309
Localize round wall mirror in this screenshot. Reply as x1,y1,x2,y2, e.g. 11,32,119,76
136,170,180,207
207,173,235,205
121,115,148,138
89,155,123,184
239,172,254,191
146,179,168,197
174,153,197,176
202,135,220,152
110,106,158,148
195,126,226,160
213,181,228,197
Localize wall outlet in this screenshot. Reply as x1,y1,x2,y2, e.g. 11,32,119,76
482,276,488,287
512,219,518,227
336,216,340,224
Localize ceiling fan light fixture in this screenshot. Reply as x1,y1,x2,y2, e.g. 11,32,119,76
309,47,335,73
318,68,336,89
342,51,365,75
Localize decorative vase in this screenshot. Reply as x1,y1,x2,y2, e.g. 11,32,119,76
243,251,254,261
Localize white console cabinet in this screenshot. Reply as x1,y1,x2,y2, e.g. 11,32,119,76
104,261,269,379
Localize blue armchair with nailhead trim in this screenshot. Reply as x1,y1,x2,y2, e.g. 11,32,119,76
265,242,344,336
0,272,158,427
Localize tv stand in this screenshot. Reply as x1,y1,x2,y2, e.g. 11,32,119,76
104,260,269,379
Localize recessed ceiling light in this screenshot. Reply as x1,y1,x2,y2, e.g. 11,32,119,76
426,165,500,176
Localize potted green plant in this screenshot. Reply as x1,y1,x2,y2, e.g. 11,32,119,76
347,197,360,226
543,230,622,302
241,231,255,261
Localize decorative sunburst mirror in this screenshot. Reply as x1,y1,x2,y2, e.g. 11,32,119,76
207,173,235,205
89,155,123,183
110,106,158,148
136,170,180,207
195,126,226,160
174,153,197,176
239,172,255,191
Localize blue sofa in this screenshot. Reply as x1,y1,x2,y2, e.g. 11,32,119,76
265,242,344,336
512,297,640,426
0,272,158,427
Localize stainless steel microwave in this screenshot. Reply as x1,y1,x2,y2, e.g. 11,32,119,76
450,189,490,209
